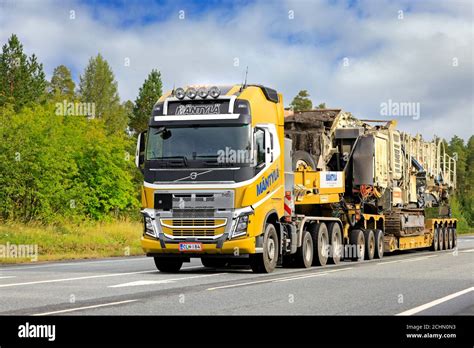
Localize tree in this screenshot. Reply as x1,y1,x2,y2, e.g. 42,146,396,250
79,54,126,134
49,65,75,98
0,34,46,111
130,69,163,133
290,90,312,112
318,103,326,109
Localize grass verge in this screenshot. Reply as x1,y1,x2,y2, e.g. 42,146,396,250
0,221,144,264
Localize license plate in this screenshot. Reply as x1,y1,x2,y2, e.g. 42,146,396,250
179,242,203,252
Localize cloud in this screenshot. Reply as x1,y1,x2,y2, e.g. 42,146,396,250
0,0,472,140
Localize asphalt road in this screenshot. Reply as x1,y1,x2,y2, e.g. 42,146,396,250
0,237,473,316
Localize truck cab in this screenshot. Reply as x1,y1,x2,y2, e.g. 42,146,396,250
136,84,286,272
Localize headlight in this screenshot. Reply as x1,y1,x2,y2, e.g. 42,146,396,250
209,86,221,98
175,87,185,100
186,87,197,99
197,87,208,98
232,215,249,238
144,216,156,237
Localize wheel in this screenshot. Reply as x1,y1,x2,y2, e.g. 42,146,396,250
452,228,457,248
430,227,439,251
374,229,384,259
154,257,183,273
201,258,229,268
443,227,449,250
364,229,375,260
438,227,444,250
250,223,279,273
292,150,317,171
447,228,453,249
328,222,343,264
310,223,329,266
349,229,365,261
293,229,314,268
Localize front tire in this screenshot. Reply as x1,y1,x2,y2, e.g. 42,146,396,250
250,223,279,273
154,257,183,273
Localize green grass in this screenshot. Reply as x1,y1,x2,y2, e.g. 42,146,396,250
0,221,144,264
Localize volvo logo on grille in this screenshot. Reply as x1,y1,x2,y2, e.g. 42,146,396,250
190,172,198,180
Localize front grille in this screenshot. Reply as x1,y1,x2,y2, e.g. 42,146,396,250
172,209,215,218
172,219,216,227
172,229,215,237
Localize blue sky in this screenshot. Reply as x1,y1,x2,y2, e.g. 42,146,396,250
0,0,472,140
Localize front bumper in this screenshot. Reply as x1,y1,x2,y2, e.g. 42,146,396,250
141,235,257,255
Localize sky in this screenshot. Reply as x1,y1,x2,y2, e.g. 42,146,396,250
0,0,472,140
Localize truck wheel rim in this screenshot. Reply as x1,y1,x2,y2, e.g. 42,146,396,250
267,238,275,262
304,237,312,263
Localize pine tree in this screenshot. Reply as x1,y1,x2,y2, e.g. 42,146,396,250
79,54,126,134
130,69,163,133
49,65,75,98
289,90,312,112
0,34,46,111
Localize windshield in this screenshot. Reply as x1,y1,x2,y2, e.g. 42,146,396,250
146,125,252,166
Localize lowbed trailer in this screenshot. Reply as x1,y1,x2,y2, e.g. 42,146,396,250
135,84,457,273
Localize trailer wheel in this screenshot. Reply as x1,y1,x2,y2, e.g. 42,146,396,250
374,229,384,259
363,230,375,260
154,257,183,273
443,227,449,250
250,223,279,273
292,151,317,171
201,258,229,268
349,229,365,261
438,227,444,250
447,228,453,250
311,223,329,266
294,229,314,268
328,223,342,264
430,227,439,251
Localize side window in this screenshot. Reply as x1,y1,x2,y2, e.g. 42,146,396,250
255,128,265,166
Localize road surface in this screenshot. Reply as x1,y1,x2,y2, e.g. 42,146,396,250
0,236,473,316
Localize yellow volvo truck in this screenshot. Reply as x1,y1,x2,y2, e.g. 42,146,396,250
135,84,457,273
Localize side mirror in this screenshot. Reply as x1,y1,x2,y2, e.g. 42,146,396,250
264,129,273,164
135,131,147,171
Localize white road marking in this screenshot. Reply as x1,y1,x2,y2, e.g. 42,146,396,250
0,276,16,279
396,287,474,316
207,268,352,290
109,273,224,288
401,255,438,262
460,248,474,253
0,259,204,271
32,300,139,316
377,254,438,265
0,270,158,288
0,257,149,270
376,259,402,266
